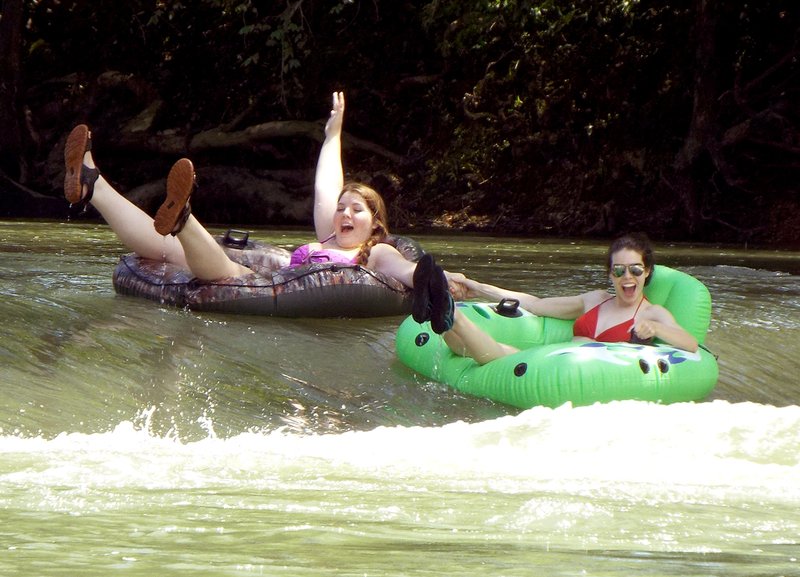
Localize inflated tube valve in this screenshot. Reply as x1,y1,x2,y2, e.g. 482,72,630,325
495,298,522,318
222,229,250,248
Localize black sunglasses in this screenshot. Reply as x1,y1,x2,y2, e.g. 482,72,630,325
611,263,645,277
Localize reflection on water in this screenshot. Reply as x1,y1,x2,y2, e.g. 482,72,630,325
1,220,800,577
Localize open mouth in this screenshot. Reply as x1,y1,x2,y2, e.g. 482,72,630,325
339,223,354,233
621,283,637,297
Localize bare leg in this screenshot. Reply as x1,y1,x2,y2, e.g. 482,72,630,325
65,126,251,280
443,309,519,365
174,216,251,280
154,159,252,281
87,167,188,266
93,169,248,279
64,126,188,266
91,162,247,280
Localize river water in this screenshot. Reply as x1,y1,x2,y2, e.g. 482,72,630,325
2,219,799,576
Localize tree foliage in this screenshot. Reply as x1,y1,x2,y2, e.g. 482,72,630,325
1,0,798,244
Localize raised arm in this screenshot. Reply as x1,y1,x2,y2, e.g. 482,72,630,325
313,91,346,242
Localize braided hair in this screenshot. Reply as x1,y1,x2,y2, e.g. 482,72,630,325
338,182,390,266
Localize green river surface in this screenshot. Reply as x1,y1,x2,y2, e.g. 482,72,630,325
2,219,799,576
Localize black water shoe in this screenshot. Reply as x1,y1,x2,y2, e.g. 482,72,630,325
412,253,435,323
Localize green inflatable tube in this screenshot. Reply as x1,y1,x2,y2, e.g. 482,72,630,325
395,266,719,409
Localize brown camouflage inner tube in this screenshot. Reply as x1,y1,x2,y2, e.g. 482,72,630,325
112,232,423,318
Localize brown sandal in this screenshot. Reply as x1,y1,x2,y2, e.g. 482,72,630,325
64,124,99,208
154,158,196,236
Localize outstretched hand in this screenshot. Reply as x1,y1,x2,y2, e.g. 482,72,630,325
325,91,345,139
445,272,472,301
446,272,482,300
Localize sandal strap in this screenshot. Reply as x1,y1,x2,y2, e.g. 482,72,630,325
73,165,99,210
169,202,192,236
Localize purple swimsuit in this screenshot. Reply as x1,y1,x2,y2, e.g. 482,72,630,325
289,244,358,267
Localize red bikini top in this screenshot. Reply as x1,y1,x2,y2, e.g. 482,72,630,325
572,297,647,342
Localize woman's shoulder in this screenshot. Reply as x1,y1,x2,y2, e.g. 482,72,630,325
582,289,611,308
367,241,402,262
369,241,400,254
640,301,674,319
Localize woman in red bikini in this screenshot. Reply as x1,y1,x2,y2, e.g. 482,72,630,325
62,92,459,290
412,233,698,365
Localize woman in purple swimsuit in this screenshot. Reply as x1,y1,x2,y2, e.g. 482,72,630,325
412,233,698,365
63,92,459,291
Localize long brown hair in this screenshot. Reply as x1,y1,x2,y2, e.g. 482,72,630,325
338,182,390,266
